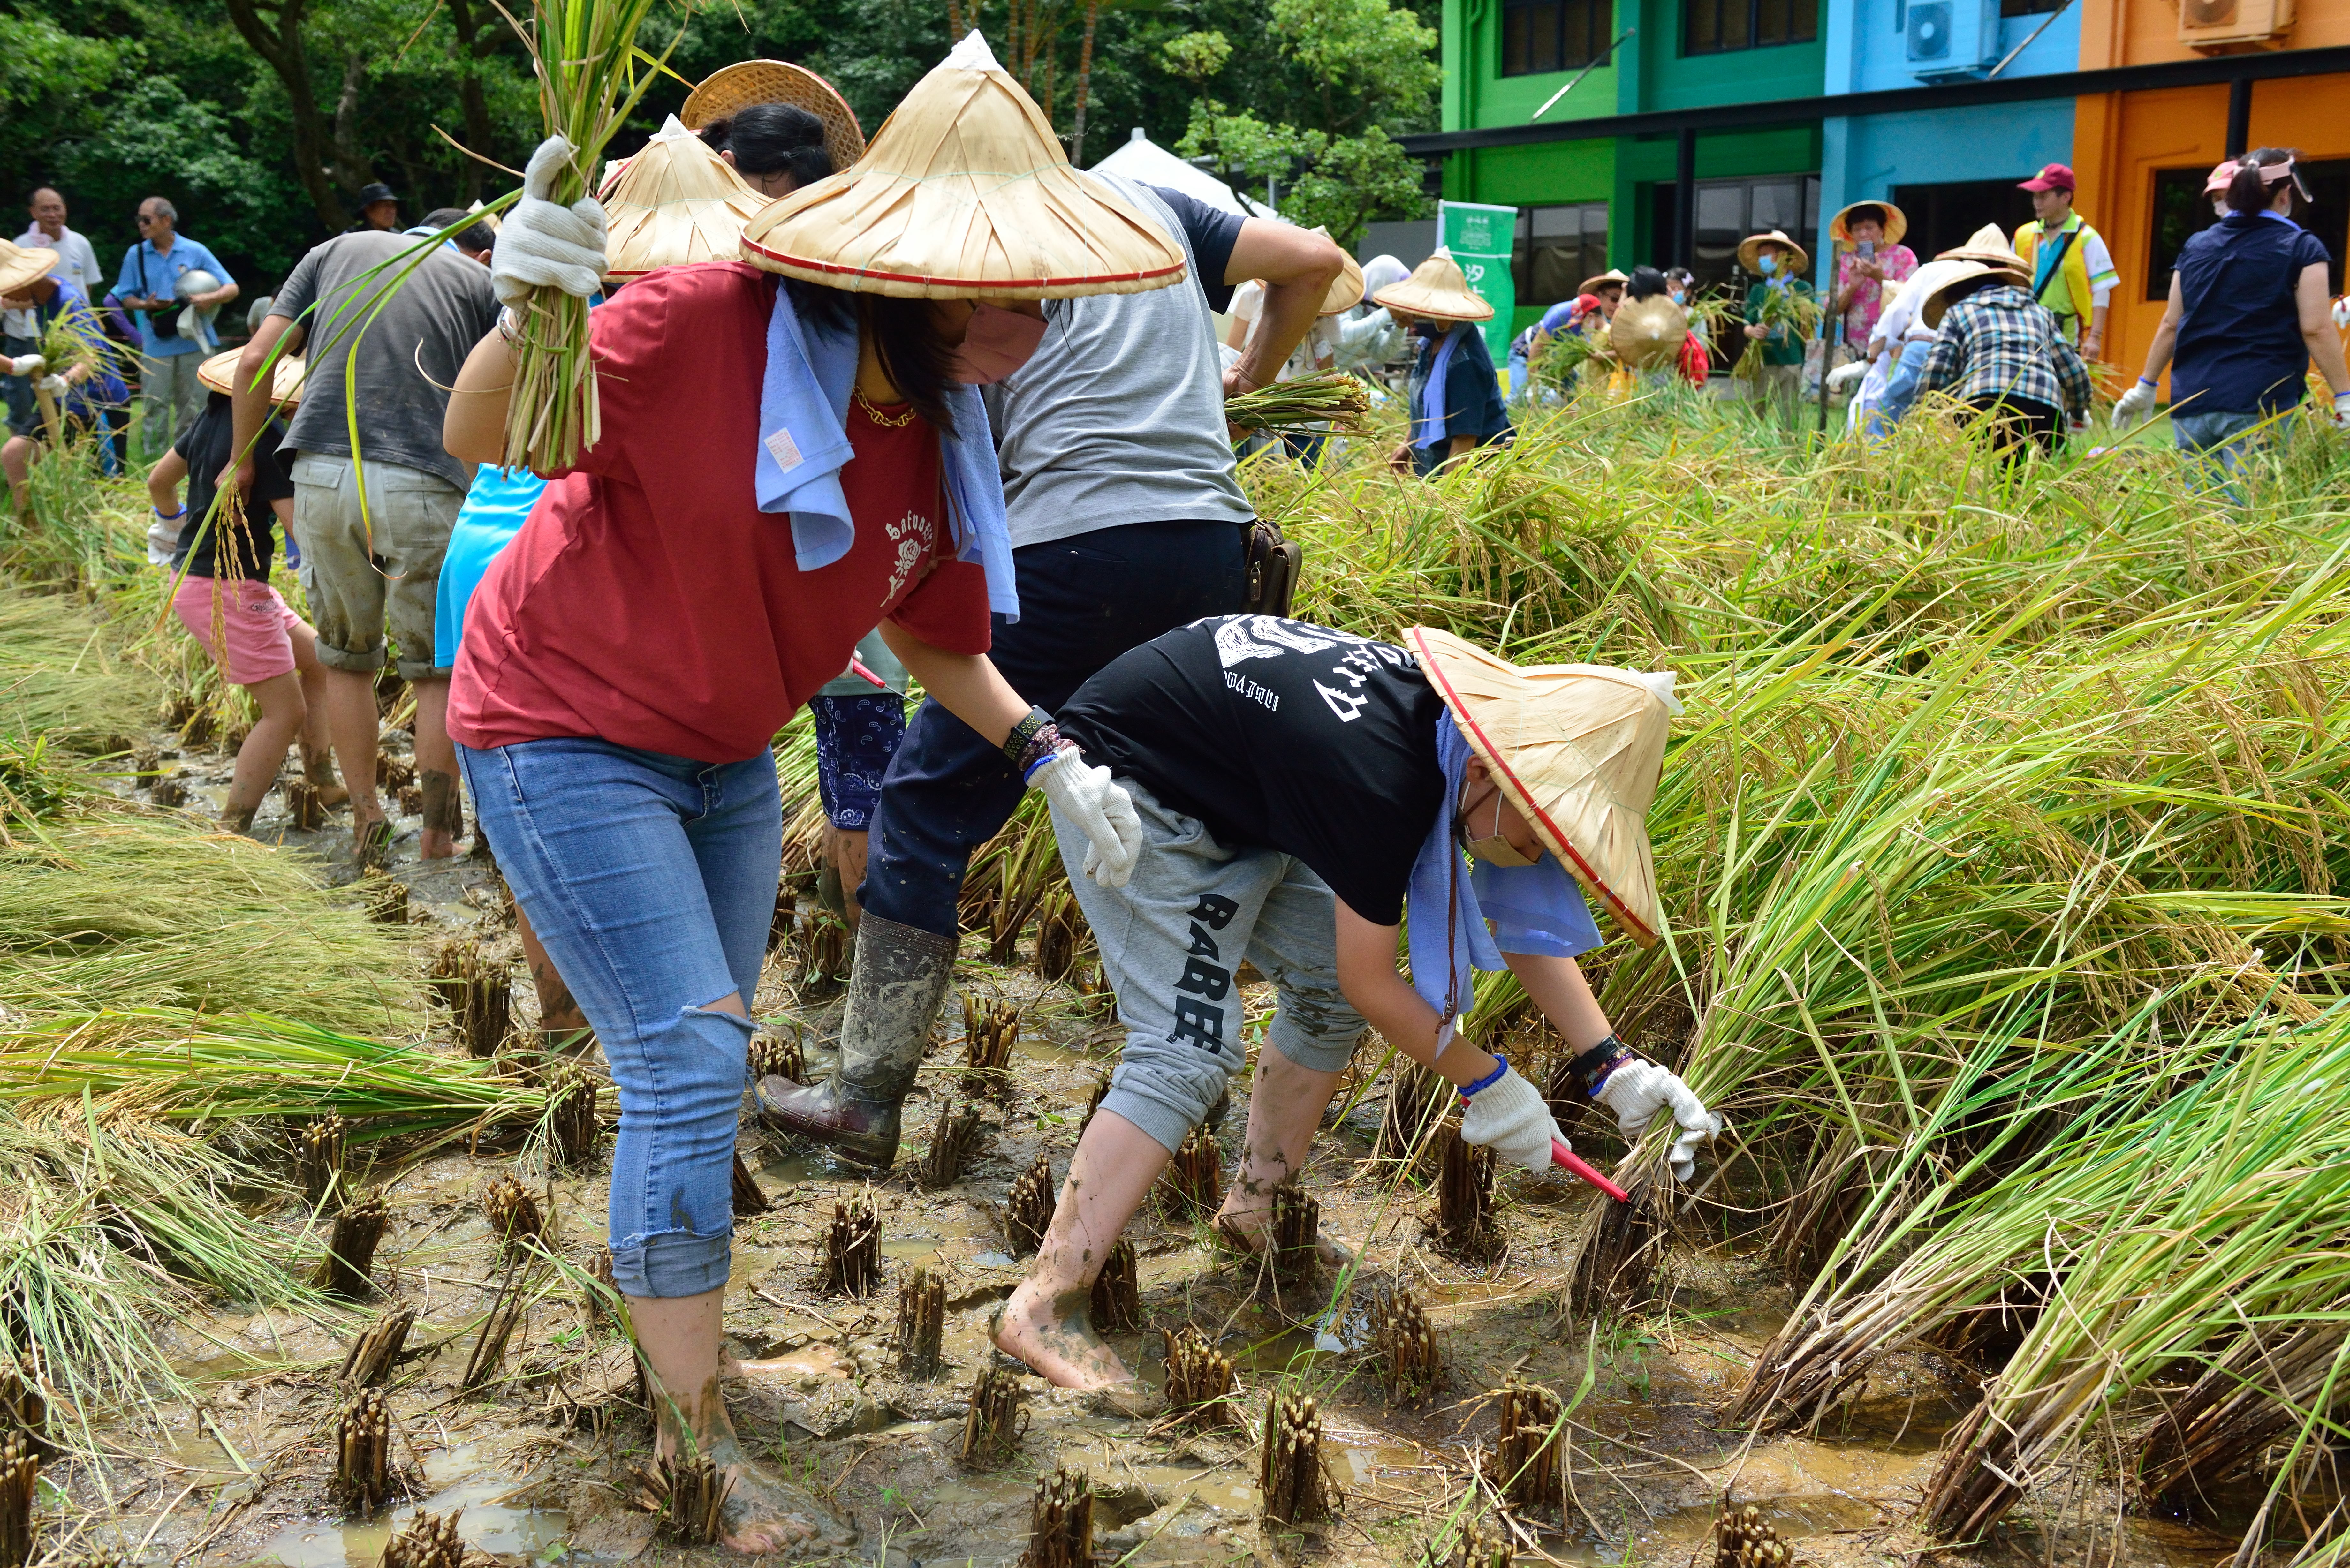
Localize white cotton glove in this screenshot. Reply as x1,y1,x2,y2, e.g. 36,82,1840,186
1032,747,1141,888
1595,1060,1721,1183
147,511,184,565
2332,392,2350,432
1459,1064,1568,1174
33,375,65,399
491,136,608,311
1826,359,1868,393
2112,381,2158,431
6,354,42,377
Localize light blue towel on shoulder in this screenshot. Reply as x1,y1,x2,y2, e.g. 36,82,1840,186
755,288,1020,622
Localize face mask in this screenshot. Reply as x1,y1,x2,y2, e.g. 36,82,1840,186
950,303,1048,385
1758,254,1778,275
1461,784,1540,869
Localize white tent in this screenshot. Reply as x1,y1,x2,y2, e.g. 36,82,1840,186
1089,128,1277,219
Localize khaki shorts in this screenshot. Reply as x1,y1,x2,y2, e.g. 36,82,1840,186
291,452,464,678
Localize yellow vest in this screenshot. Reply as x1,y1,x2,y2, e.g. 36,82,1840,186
2014,217,2097,337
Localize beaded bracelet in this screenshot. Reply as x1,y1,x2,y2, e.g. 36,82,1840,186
1002,705,1055,767
1563,1034,1638,1098
1017,730,1071,784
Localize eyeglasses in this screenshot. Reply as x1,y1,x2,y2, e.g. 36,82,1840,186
135,214,158,225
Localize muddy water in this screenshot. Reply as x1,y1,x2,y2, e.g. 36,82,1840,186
61,742,2261,1565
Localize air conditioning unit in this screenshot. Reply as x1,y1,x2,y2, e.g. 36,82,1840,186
2177,0,2293,49
1906,0,2001,79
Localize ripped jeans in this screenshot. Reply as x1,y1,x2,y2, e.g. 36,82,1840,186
1050,780,1368,1155
458,737,780,1298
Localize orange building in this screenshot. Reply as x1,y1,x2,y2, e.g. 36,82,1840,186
2070,0,2350,375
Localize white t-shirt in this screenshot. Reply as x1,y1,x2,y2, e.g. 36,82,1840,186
1228,279,1341,381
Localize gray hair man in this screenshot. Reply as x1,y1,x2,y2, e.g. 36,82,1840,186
112,195,238,455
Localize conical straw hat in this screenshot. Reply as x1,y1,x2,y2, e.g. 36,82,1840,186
1406,625,1678,947
739,33,1186,299
681,59,866,174
1609,294,1688,370
1313,228,1365,316
1735,230,1809,276
1829,200,1907,247
1937,222,2025,269
1369,249,1492,322
0,240,57,299
602,116,773,279
1919,260,2028,329
197,347,305,405
1576,268,1628,298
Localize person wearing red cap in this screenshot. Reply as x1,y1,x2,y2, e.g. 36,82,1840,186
2013,164,2119,363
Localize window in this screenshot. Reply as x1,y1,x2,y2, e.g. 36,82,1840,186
1650,175,1819,293
1685,0,1816,54
1514,203,1611,306
1502,0,1610,76
1888,177,2037,267
2149,158,2350,298
1999,0,2066,15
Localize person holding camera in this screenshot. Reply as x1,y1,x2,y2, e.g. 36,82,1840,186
113,196,237,455
1827,202,1916,358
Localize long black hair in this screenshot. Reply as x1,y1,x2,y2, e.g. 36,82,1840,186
701,103,834,190
784,280,959,437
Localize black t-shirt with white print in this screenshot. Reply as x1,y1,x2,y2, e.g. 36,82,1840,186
1058,615,1449,925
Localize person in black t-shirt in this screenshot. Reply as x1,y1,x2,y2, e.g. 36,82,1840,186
989,616,1720,1391
147,351,345,835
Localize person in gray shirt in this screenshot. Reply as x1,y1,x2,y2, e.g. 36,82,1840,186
224,209,500,871
761,178,1345,1166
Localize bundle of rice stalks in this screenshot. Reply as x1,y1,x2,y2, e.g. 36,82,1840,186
0,589,165,751
0,776,423,1029
1226,372,1373,437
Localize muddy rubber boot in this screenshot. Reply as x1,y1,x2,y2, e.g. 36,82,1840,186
756,912,954,1166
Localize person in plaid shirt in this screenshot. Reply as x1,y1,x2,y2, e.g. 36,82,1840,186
1918,267,2093,460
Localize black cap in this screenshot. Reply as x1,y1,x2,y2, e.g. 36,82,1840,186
355,182,398,207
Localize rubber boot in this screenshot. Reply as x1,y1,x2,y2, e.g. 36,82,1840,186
756,912,954,1166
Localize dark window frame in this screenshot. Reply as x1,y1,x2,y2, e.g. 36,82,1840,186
1500,0,1611,77
1683,0,1817,54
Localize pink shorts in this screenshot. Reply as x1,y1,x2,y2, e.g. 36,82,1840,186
172,576,304,686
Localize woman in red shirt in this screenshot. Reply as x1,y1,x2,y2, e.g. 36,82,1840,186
442,39,1184,1553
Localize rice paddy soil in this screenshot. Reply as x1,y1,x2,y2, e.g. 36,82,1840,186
42,753,2267,1567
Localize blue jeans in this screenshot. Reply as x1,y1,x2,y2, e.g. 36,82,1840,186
1866,344,1930,437
458,737,781,1299
861,518,1248,938
2172,408,2269,499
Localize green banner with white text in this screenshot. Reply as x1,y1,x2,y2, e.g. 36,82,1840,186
1438,200,1519,366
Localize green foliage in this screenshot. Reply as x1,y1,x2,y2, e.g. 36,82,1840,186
1269,0,1438,133
1159,29,1234,84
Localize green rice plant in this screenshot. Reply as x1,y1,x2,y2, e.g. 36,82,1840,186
0,1010,550,1143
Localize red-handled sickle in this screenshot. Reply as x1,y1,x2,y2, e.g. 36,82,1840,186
1553,1138,1631,1203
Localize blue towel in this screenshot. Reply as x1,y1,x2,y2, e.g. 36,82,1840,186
755,288,1020,621
1405,711,1604,1018
1412,325,1467,450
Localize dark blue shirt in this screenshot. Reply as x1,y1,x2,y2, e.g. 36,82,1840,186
2171,211,2331,416
1412,324,1512,473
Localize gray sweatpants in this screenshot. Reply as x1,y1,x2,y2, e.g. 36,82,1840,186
1050,781,1369,1155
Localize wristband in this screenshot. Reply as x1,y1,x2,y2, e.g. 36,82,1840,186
1021,738,1075,786
1563,1034,1637,1098
1457,1054,1510,1099
1002,705,1054,766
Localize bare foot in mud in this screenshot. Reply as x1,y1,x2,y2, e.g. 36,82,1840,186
703,1434,853,1556
991,1281,1134,1390
1212,1202,1357,1270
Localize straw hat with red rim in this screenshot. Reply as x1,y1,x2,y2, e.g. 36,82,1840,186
0,240,58,300
196,346,305,405
1576,268,1629,298
740,33,1186,299
1406,626,1679,947
1829,199,1907,248
602,116,771,279
1735,230,1809,276
681,59,866,175
1370,249,1493,323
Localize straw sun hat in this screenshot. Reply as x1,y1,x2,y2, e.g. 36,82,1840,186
681,59,867,175
0,239,56,299
1608,294,1689,371
196,346,305,405
1936,222,2028,270
1918,261,2029,329
1314,227,1365,315
739,33,1185,299
1576,268,1629,298
1829,200,1908,248
1735,230,1809,276
602,116,771,279
1406,625,1679,947
1370,248,1493,323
